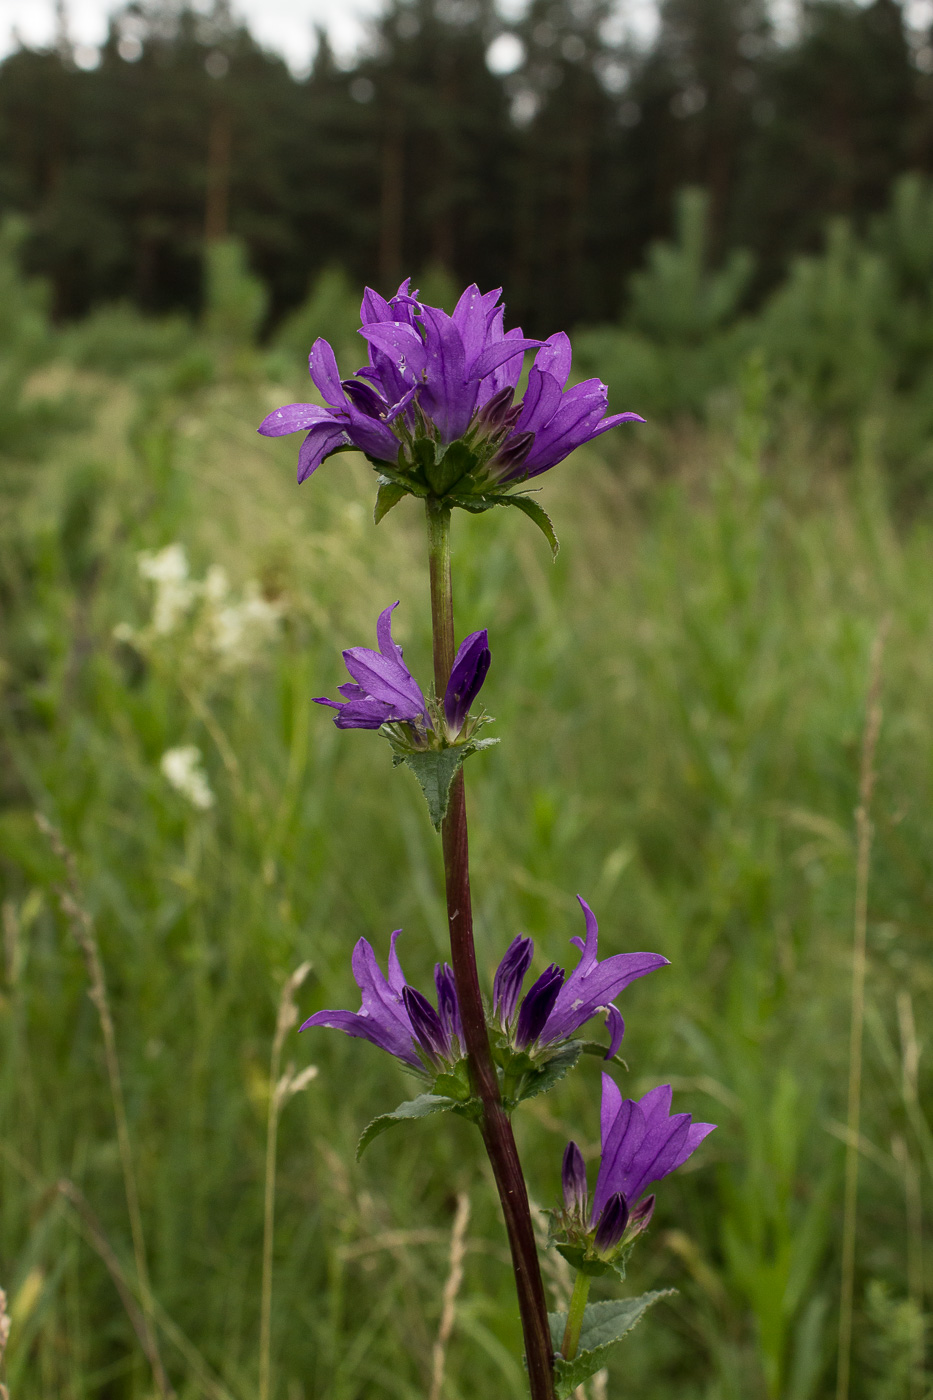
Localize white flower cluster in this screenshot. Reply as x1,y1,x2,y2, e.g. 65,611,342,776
160,745,215,810
118,544,284,668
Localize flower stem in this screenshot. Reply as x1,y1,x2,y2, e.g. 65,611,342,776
425,496,555,1400
561,1270,591,1363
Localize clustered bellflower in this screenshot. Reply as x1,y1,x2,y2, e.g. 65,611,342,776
300,932,463,1076
557,1075,716,1266
493,896,668,1060
258,282,644,508
314,602,490,742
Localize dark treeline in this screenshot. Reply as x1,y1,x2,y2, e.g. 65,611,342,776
1,0,931,335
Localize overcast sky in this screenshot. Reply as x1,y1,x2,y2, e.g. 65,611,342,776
0,0,394,69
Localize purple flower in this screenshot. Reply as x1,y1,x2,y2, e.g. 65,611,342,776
490,334,644,483
494,898,669,1058
300,931,462,1073
314,602,429,732
359,283,544,445
315,603,491,740
258,337,411,483
444,629,491,736
257,281,643,498
564,1075,715,1253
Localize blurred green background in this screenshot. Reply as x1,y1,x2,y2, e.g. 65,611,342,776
2,2,933,1398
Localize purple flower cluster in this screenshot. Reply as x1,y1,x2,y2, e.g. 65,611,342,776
494,897,668,1059
258,281,643,491
300,932,462,1074
301,897,667,1076
314,602,490,739
561,1076,716,1256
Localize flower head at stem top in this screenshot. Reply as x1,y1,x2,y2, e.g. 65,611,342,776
313,602,490,744
554,1075,716,1269
492,896,669,1060
299,931,463,1076
257,281,644,520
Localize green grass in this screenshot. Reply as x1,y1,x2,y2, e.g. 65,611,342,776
1,347,931,1400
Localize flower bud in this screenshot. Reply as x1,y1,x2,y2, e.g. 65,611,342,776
514,964,565,1049
562,1141,588,1216
593,1192,630,1254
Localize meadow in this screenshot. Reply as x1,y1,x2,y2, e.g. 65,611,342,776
1,216,931,1400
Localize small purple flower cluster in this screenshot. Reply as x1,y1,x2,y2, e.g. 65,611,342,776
314,601,489,740
259,281,643,492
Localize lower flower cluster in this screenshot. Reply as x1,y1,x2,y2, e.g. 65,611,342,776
301,896,714,1275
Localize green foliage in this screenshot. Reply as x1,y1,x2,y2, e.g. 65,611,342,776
270,265,362,378
547,1293,675,1396
357,1093,464,1160
202,237,268,357
392,737,499,830
628,189,754,345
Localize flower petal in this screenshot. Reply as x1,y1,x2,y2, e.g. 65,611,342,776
258,402,333,437
310,338,349,409
298,424,349,483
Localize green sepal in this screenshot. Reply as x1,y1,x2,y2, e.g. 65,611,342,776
432,1058,473,1103
547,1293,676,1397
554,1244,618,1279
373,476,408,524
501,1040,583,1111
357,1093,459,1160
374,460,429,498
580,1040,628,1069
426,440,477,496
392,737,499,830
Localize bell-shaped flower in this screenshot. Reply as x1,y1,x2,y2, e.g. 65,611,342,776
315,603,491,748
556,1076,715,1264
490,334,644,483
313,602,429,732
494,897,668,1059
300,932,462,1074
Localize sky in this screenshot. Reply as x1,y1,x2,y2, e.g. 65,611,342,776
0,0,390,69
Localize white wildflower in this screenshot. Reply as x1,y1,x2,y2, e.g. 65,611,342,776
160,746,215,810
138,544,196,635
211,583,283,665
203,564,229,603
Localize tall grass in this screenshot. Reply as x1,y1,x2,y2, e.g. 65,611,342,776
0,287,930,1399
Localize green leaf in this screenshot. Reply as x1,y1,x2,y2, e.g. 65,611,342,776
502,494,560,558
547,1293,675,1397
445,489,560,557
373,476,407,524
397,738,498,830
357,1094,459,1160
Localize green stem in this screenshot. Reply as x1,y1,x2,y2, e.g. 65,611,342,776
561,1271,591,1362
425,496,556,1400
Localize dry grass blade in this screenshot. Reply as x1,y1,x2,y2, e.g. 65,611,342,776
428,1192,470,1400
34,813,174,1399
0,1284,10,1400
836,616,889,1400
259,961,314,1400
